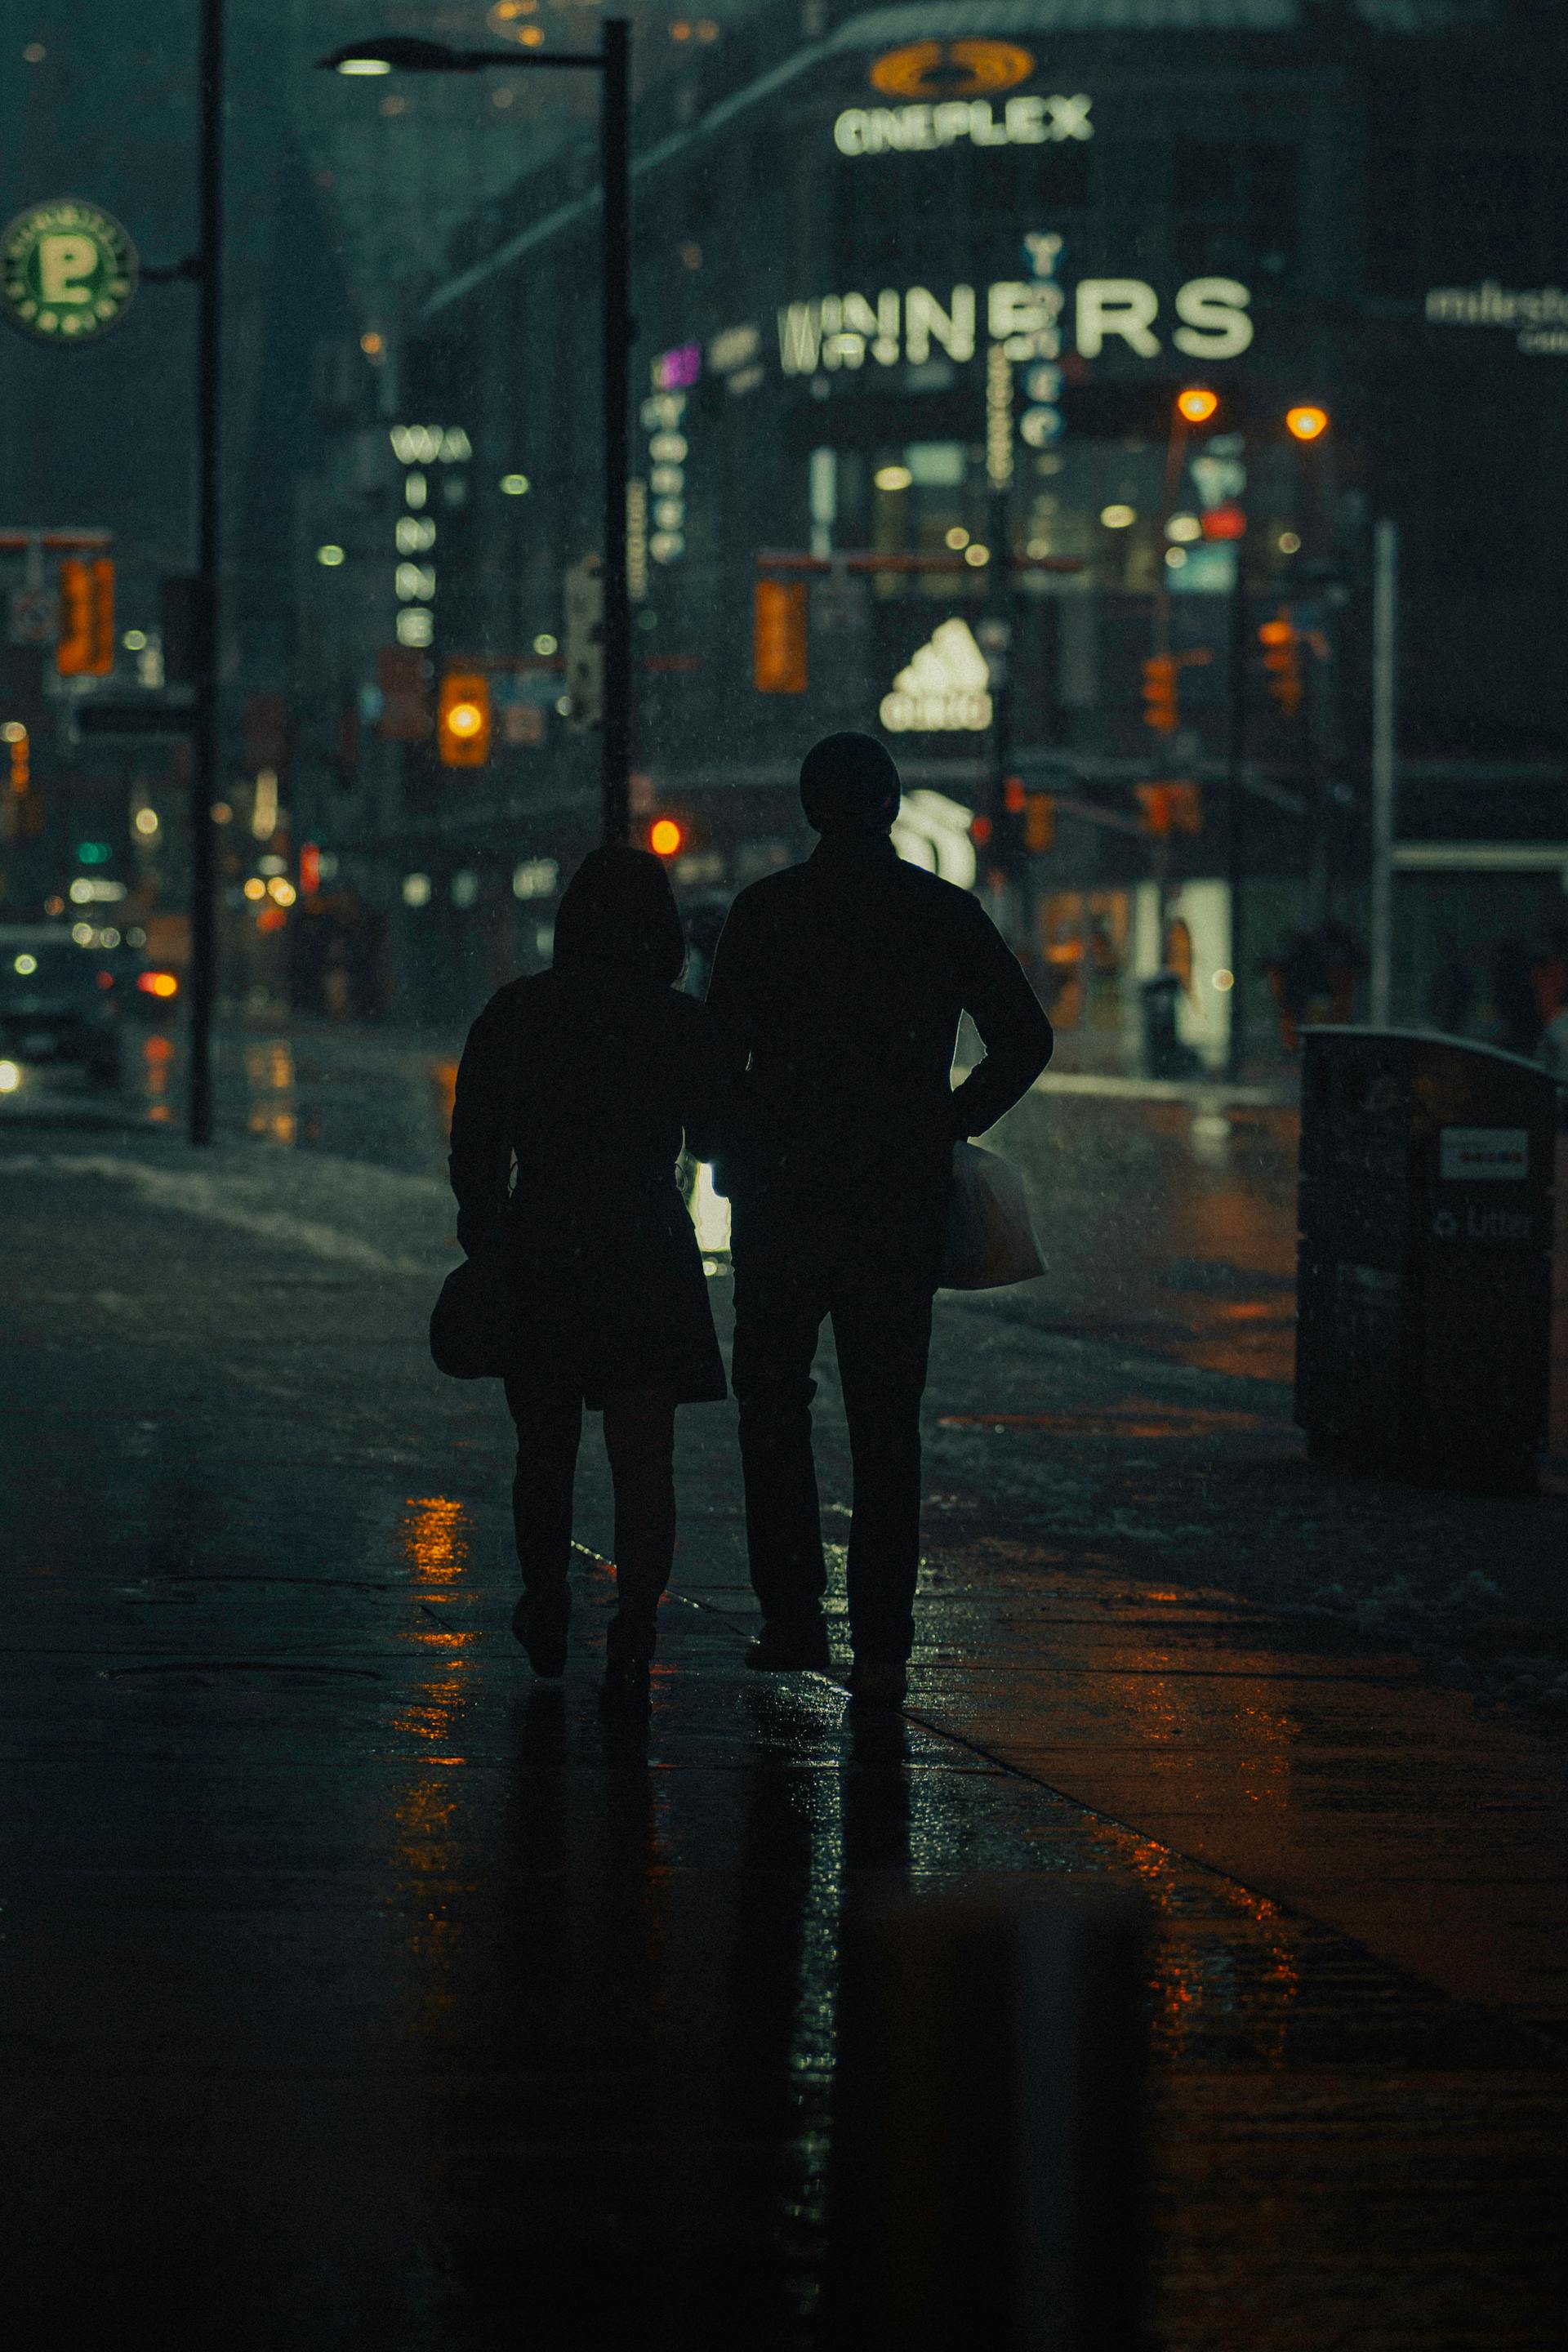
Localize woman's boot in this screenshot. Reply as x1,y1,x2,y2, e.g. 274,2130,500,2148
599,1609,655,1710
513,1585,571,1677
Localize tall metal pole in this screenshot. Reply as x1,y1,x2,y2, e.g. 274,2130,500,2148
1224,524,1248,1084
599,17,631,848
189,0,223,1144
1368,518,1398,1027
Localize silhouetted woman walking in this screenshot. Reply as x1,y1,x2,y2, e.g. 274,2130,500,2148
448,849,726,1705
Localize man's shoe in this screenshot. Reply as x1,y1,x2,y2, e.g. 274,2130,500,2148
512,1591,569,1677
745,1615,833,1672
848,1660,908,1709
599,1654,652,1713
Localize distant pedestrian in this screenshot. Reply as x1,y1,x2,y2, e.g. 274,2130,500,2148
448,848,726,1708
706,733,1052,1708
1488,937,1541,1058
1423,931,1476,1037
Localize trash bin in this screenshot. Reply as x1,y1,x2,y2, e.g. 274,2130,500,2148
1295,1028,1557,1492
1139,969,1201,1081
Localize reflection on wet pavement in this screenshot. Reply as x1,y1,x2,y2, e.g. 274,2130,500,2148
903,1542,1568,2025
1,1150,1566,2348
2,1027,1566,2341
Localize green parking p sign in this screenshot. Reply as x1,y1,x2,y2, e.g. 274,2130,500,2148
1,198,138,344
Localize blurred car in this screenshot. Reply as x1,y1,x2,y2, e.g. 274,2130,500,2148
120,951,182,1017
0,924,122,1087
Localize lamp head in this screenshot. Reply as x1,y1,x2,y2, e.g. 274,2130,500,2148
1176,386,1218,425
318,36,479,74
1286,404,1330,443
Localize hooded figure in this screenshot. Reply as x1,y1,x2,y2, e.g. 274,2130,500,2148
449,846,726,1703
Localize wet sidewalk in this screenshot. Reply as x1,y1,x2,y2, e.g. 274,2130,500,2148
1,1137,1566,2348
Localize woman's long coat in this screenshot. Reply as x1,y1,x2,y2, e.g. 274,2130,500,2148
449,965,727,1407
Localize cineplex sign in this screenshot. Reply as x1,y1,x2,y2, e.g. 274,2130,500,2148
777,275,1255,374
835,92,1092,155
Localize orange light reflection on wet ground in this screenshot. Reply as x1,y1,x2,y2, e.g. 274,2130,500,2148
403,1495,469,1588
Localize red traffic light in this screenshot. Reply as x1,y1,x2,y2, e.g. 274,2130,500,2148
57,558,114,676
1258,611,1303,716
437,672,491,768
1141,654,1179,736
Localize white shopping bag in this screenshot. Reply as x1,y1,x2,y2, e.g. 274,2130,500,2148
939,1142,1045,1290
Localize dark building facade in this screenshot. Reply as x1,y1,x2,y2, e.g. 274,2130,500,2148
312,0,1567,1062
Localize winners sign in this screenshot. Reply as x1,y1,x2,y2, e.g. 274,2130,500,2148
2,198,138,344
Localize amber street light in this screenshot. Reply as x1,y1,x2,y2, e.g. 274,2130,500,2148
1175,385,1218,425
1286,404,1330,442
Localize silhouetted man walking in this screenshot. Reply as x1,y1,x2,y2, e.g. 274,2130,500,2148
707,733,1052,1705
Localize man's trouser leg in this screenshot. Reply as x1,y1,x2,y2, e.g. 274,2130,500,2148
830,1239,938,1665
730,1227,831,1628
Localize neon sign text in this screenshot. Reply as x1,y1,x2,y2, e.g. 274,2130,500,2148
777,276,1251,375
834,93,1093,157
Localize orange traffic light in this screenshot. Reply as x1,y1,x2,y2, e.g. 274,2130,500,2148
1024,791,1055,853
57,557,114,675
1258,612,1303,717
437,671,491,768
753,578,808,694
1285,404,1329,443
1136,782,1204,837
1141,653,1179,736
1176,386,1218,425
649,817,684,858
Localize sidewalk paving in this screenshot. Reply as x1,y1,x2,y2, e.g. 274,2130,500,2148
2,1134,1565,2348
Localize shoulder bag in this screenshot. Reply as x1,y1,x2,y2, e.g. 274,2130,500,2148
430,997,524,1379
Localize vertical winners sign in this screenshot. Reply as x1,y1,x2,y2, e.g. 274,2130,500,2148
1,198,139,342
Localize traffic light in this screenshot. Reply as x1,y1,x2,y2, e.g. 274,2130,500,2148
57,557,114,675
1258,612,1303,718
648,816,684,858
437,671,491,767
564,555,604,731
3,722,27,792
753,578,808,693
1136,783,1204,837
1023,791,1055,853
1141,654,1179,735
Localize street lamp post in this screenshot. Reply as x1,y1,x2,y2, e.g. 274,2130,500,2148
190,0,223,1146
319,26,633,848
1220,400,1332,1082
1223,519,1250,1085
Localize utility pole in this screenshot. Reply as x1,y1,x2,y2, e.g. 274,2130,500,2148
1224,522,1248,1084
189,0,223,1145
599,16,631,849
1368,518,1398,1027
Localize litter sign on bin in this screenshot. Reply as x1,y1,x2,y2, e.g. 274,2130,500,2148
1439,1126,1529,1182
1296,1030,1556,1492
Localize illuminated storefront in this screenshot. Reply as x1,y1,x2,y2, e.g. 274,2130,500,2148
376,1,1566,1045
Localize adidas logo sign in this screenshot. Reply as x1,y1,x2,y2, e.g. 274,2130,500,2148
879,617,993,733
